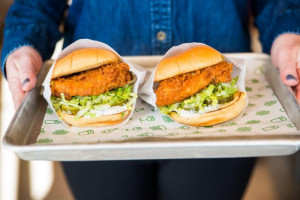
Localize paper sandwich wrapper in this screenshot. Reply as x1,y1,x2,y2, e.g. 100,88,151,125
42,39,146,131
139,42,247,121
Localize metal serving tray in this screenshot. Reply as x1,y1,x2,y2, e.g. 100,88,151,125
3,53,300,161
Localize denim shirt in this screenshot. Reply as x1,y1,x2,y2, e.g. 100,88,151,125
1,0,300,77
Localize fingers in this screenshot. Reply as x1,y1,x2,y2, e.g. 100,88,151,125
5,46,42,109
278,60,299,86
14,57,38,91
296,68,300,102
6,65,26,109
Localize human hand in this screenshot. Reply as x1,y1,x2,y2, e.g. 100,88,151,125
6,46,42,109
271,33,300,102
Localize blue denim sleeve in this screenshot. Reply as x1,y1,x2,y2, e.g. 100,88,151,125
252,0,300,54
0,0,66,78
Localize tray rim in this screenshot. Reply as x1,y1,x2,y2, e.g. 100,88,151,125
3,53,300,160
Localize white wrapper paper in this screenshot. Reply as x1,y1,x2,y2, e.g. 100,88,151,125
42,39,146,131
139,43,247,118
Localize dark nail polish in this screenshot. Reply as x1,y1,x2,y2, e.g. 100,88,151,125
286,74,297,81
22,78,30,86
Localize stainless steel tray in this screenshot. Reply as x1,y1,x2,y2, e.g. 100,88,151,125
3,53,300,161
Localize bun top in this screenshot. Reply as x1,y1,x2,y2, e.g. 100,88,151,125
52,48,120,79
154,45,223,81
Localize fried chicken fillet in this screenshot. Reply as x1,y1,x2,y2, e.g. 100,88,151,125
155,61,233,106
51,62,132,99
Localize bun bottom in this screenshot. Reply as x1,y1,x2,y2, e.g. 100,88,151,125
58,110,130,127
170,92,246,127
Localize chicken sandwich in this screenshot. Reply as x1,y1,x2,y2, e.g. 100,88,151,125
50,48,137,126
154,45,246,126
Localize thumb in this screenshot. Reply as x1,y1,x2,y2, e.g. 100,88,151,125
277,60,299,86
14,58,38,91
14,51,42,91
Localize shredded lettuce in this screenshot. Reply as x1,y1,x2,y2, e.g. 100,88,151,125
159,77,239,115
51,84,137,119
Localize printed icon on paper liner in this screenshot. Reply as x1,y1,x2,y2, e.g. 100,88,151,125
249,94,264,99
264,100,277,106
162,116,174,123
102,128,118,134
52,130,68,135
139,116,155,123
236,127,252,132
256,110,270,116
126,127,142,131
78,130,94,136
45,120,61,124
46,108,54,115
149,125,167,131
246,120,260,124
36,138,53,144
270,116,287,123
262,125,279,131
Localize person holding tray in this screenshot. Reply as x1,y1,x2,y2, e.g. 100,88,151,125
1,1,300,200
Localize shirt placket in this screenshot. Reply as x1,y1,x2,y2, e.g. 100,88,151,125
150,0,172,55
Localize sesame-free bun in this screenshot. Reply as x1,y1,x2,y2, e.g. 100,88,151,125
51,48,120,79
169,92,246,127
154,45,223,82
58,110,130,127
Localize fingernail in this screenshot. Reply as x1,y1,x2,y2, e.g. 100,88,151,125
22,78,30,86
286,74,297,81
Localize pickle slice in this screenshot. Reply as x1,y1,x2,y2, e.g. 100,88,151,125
61,105,79,115
204,95,234,105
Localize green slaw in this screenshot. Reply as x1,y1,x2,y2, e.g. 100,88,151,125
51,84,137,120
159,77,239,115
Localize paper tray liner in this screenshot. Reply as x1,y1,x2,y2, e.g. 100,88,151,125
35,56,297,145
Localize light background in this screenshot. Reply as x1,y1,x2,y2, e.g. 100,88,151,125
1,1,300,199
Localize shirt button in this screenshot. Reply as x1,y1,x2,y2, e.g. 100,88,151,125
157,31,166,41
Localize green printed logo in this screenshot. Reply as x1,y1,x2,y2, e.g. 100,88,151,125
166,132,179,136
251,79,259,83
36,138,53,144
102,128,118,134
242,113,248,117
214,129,227,133
237,127,252,132
149,125,167,131
246,120,260,124
204,125,214,128
189,131,202,134
287,123,295,128
52,130,68,135
245,87,252,92
162,116,174,123
264,100,277,106
40,128,45,133
262,125,279,131
78,130,94,136
178,126,190,130
247,103,256,108
258,85,270,91
279,108,285,112
134,108,144,112
46,108,54,115
139,116,155,123
256,110,270,115
126,127,142,131
270,116,287,123
137,132,154,137
254,65,264,75
44,120,61,124
221,122,237,126
249,94,264,99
